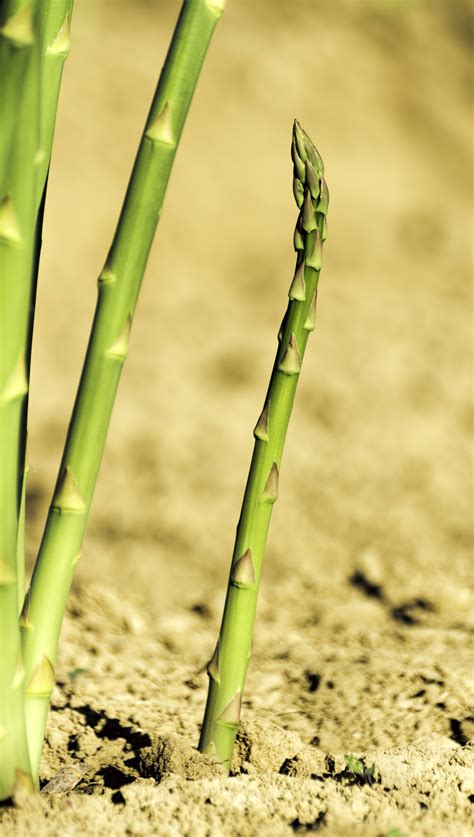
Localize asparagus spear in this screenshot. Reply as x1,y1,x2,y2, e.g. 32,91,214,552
0,1,74,798
0,0,39,798
198,121,329,770
21,0,225,780
2,1,73,605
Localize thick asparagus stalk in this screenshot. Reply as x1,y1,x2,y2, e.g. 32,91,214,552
198,121,329,769
0,0,39,799
0,1,74,798
22,0,225,780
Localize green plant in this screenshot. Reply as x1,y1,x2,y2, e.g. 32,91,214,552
344,754,378,785
1,0,74,798
198,121,328,769
0,0,224,800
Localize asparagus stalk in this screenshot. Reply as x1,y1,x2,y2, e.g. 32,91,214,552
0,1,74,798
22,0,225,780
35,1,73,207
0,0,39,798
15,0,73,607
198,121,329,770
0,0,73,602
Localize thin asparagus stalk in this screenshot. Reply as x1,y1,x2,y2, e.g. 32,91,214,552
0,0,39,798
21,0,225,780
35,1,73,207
198,121,329,770
1,0,74,604
13,1,72,606
15,0,74,607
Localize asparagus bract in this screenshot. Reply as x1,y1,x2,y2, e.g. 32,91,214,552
198,121,329,770
22,0,224,779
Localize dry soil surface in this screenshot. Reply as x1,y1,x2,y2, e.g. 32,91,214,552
2,1,473,835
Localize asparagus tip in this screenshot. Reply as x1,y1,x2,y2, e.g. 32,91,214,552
293,121,325,178
293,120,307,163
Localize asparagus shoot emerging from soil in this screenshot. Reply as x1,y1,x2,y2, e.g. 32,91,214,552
0,0,38,797
21,0,224,781
198,121,329,770
0,0,75,799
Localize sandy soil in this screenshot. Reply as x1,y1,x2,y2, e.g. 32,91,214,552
2,0,473,834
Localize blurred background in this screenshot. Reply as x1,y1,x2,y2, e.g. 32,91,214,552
28,0,472,621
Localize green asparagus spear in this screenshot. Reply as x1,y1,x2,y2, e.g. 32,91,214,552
0,0,39,799
0,1,74,798
21,0,225,780
198,121,329,770
35,1,73,206
15,0,74,608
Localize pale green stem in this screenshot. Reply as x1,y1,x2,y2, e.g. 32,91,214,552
198,122,329,770
16,0,75,576
0,0,75,798
35,1,73,207
22,0,225,781
0,0,39,799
